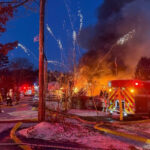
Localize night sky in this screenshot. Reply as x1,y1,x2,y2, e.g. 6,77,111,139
1,0,103,70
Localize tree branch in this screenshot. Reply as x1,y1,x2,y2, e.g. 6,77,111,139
13,0,30,8
0,1,22,4
0,0,30,8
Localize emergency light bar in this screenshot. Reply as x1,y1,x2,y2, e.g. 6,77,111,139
109,80,142,88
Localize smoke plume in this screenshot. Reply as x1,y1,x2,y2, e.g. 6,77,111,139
78,0,150,83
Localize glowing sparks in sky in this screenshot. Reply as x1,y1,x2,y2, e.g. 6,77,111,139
57,40,63,50
117,29,136,45
47,60,68,69
78,9,83,32
46,24,63,51
18,43,30,56
46,1,84,71
73,31,77,43
18,43,38,61
46,24,56,40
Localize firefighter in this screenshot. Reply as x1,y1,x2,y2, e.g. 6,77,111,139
6,89,13,106
0,92,3,105
99,90,104,97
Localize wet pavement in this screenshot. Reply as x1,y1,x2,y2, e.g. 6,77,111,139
0,96,37,121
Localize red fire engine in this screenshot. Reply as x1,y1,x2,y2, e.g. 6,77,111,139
19,84,35,96
108,80,150,116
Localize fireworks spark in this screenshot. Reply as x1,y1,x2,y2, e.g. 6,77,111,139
46,24,64,50
18,43,30,56
46,23,64,63
117,29,136,45
47,60,60,64
78,9,83,32
18,43,38,61
94,29,136,72
64,0,82,61
73,30,76,41
46,24,57,41
57,39,63,50
64,0,74,30
47,60,68,69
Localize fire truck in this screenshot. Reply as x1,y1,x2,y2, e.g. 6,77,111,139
19,84,35,96
108,80,150,116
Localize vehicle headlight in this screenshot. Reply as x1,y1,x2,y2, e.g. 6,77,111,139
124,112,127,116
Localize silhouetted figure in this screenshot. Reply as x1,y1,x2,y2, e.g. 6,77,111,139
99,90,103,97
6,89,13,106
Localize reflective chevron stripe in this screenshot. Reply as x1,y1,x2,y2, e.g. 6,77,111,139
108,88,135,114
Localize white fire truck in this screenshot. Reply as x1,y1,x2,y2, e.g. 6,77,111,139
108,80,150,116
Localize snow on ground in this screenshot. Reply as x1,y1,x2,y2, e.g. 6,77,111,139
104,121,150,149
112,122,150,135
8,110,37,119
18,121,140,149
46,101,63,111
68,109,109,116
127,122,150,134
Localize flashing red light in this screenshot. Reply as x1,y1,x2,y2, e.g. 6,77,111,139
134,81,142,87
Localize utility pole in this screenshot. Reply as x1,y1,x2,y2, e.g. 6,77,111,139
38,0,46,121
44,58,48,98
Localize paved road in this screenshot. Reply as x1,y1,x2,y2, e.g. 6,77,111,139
0,96,36,149
0,96,37,121
0,125,21,150
0,97,147,150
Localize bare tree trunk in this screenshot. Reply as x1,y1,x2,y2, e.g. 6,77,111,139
38,0,45,122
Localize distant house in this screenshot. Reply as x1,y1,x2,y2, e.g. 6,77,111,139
48,82,60,91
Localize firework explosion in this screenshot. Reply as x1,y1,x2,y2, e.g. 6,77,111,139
117,29,136,45
78,9,83,32
18,43,38,61
47,60,68,70
46,1,84,71
18,43,30,56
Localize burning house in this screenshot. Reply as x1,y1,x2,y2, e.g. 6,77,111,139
77,0,150,96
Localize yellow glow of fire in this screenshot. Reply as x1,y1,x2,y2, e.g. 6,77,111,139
130,89,135,93
109,88,112,92
73,87,79,93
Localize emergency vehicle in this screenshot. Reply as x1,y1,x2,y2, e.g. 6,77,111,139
108,80,150,116
19,84,35,96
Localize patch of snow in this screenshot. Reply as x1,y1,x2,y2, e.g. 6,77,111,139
68,109,109,117
46,101,63,111
114,122,150,136
19,121,136,149
8,110,37,119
